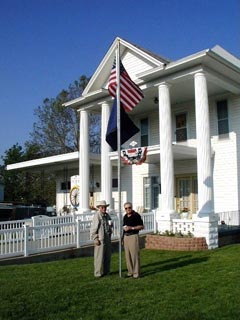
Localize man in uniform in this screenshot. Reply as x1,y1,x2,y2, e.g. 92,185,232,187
90,200,112,278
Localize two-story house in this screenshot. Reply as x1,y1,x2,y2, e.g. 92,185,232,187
7,37,240,248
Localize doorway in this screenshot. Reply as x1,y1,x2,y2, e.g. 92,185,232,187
176,175,198,214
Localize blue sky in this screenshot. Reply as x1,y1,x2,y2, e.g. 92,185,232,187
0,0,239,161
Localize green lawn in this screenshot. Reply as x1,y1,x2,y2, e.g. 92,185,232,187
0,245,239,320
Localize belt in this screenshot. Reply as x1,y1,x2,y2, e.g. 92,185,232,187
124,232,137,236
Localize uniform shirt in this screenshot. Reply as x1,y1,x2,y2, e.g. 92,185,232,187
90,212,112,241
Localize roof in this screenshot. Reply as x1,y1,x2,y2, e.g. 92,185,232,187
63,37,240,110
6,152,101,173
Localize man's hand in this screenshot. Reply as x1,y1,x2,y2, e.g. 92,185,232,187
95,239,101,246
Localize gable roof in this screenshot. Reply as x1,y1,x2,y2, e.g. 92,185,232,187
82,37,170,97
63,38,240,110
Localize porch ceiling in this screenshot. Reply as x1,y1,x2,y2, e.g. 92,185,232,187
145,144,197,163
130,74,233,116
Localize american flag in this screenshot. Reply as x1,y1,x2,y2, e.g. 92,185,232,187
108,59,144,112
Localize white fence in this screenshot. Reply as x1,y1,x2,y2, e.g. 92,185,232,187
1,210,238,259
0,212,155,259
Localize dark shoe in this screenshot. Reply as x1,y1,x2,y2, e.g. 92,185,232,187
124,274,133,278
95,275,104,279
133,276,140,279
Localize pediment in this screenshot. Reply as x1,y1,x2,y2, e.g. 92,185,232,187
83,37,169,96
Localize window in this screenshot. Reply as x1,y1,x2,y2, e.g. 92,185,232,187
176,113,187,142
140,118,149,146
61,181,70,191
143,176,160,210
217,100,229,135
112,178,118,188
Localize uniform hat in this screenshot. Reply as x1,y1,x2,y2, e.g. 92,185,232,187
96,200,109,208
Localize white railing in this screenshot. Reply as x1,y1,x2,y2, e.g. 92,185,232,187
0,211,155,259
172,219,195,235
217,210,240,230
172,210,240,235
0,219,29,230
0,227,25,258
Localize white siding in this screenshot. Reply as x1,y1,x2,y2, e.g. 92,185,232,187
175,160,197,175
211,96,240,212
122,51,160,82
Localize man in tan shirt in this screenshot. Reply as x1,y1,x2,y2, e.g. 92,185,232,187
90,200,112,278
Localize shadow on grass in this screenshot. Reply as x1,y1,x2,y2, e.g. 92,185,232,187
141,255,209,277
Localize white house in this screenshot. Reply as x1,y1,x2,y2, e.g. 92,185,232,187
7,37,240,248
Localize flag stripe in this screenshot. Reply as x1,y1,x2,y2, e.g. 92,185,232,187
121,76,143,100
108,59,144,112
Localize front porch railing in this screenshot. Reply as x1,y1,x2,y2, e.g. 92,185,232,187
172,219,195,235
170,210,240,235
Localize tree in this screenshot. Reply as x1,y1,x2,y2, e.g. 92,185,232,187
29,75,101,157
1,143,55,205
1,144,25,202
30,93,78,156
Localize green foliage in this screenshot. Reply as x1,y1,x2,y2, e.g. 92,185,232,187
1,144,25,202
1,143,24,165
1,144,55,205
0,245,239,319
156,230,194,238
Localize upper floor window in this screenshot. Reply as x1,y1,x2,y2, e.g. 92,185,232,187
140,118,149,146
176,113,187,142
217,100,229,135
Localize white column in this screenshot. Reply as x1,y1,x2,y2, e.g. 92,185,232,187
194,72,214,216
158,82,175,214
79,110,89,212
101,101,113,209
194,72,218,249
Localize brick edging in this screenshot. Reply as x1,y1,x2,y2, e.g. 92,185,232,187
145,234,208,251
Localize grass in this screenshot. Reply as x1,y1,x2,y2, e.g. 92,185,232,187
0,245,240,320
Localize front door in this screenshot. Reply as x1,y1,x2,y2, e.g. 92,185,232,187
176,175,198,214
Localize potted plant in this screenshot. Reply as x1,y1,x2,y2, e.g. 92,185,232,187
181,207,189,219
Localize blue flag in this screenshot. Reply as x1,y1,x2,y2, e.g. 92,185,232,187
106,98,140,151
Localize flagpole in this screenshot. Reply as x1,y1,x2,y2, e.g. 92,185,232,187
116,39,122,278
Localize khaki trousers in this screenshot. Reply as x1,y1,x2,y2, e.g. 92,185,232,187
94,238,111,277
124,234,140,278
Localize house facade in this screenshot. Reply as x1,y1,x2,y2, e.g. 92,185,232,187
7,37,240,248
64,37,240,249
